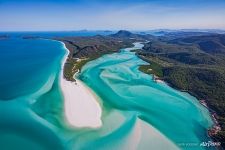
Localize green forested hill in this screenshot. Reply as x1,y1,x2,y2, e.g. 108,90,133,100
137,33,225,148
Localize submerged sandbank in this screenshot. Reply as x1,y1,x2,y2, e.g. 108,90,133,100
60,42,102,128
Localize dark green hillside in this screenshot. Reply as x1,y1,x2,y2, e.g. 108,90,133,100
110,30,155,41
137,33,225,148
169,34,225,54
54,35,133,81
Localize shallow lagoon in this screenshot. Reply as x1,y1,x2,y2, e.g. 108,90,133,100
79,43,214,150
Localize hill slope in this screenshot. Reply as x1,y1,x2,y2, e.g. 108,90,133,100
136,33,225,148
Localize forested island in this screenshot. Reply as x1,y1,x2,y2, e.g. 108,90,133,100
53,30,225,148
0,35,9,40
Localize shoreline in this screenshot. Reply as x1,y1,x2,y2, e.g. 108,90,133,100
59,42,102,128
137,54,220,140
154,72,221,138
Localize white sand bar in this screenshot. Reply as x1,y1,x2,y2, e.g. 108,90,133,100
61,79,102,128
60,42,102,128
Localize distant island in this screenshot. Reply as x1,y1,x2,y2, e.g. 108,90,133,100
0,35,9,40
55,30,225,148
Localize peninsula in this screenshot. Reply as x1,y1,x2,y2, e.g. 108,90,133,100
54,34,135,81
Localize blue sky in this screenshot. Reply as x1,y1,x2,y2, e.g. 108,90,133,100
0,0,225,31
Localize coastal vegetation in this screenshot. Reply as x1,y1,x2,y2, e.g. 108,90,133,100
136,33,225,148
55,35,134,81
138,62,163,78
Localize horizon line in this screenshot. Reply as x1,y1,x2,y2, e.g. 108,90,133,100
1,28,225,33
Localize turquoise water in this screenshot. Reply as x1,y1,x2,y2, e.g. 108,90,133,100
0,38,66,150
0,38,65,100
78,43,214,150
0,38,214,150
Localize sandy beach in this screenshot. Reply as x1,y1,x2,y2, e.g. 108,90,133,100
60,42,102,128
155,79,165,84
